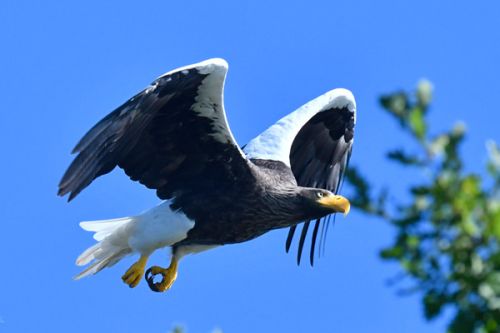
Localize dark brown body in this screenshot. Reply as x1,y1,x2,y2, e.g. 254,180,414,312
175,159,329,246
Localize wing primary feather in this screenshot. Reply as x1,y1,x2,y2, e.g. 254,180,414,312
309,219,321,266
336,151,352,194
297,221,310,265
322,215,335,256
285,225,297,253
319,215,331,257
318,217,328,257
71,95,141,154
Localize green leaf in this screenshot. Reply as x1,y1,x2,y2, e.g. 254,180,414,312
407,235,420,249
486,205,500,241
380,246,404,259
387,149,423,166
427,134,449,157
448,310,477,333
423,291,446,320
409,107,427,140
380,92,408,115
411,186,431,195
380,92,409,126
479,272,500,308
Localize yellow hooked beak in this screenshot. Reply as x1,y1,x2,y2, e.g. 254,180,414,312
317,194,351,216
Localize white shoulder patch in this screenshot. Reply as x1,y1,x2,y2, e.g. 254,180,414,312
157,58,228,79
243,88,356,166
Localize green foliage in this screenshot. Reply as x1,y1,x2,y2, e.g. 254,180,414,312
171,327,185,333
169,326,223,333
346,81,500,332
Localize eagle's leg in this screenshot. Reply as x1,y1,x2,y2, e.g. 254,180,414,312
145,255,179,292
121,254,149,288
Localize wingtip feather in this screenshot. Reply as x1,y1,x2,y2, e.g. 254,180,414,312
285,225,296,253
297,221,310,265
309,219,321,266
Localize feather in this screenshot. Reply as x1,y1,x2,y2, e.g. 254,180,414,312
309,219,321,265
285,225,296,253
296,221,310,265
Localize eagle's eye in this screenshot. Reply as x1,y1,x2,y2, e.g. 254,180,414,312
316,191,325,198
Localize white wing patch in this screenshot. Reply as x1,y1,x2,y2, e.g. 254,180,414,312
244,88,356,166
160,58,245,157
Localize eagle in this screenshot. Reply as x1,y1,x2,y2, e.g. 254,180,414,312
58,58,356,292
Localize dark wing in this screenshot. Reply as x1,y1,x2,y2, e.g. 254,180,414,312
287,106,355,265
243,88,356,265
58,59,251,209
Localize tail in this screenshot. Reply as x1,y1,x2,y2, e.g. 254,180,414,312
74,216,135,280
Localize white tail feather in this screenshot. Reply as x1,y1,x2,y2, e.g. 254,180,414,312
74,202,197,280
74,216,135,280
80,217,133,241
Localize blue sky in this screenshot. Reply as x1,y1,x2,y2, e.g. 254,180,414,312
1,1,499,332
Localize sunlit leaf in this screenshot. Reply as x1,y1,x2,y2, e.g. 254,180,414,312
416,79,433,109
409,107,427,140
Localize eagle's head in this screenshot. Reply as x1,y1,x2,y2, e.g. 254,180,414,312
299,188,351,219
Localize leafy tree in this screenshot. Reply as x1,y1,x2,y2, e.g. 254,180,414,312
171,326,185,333
346,81,500,332
169,326,223,333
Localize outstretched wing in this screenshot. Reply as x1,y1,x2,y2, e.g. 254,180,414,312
59,58,251,209
244,89,356,265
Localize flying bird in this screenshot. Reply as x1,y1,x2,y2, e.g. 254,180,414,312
58,58,356,292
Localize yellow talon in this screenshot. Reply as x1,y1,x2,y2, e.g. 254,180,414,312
145,256,179,292
121,255,149,288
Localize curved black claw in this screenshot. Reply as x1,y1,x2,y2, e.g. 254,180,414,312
145,267,164,292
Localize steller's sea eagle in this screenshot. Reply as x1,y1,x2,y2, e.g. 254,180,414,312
58,58,356,292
